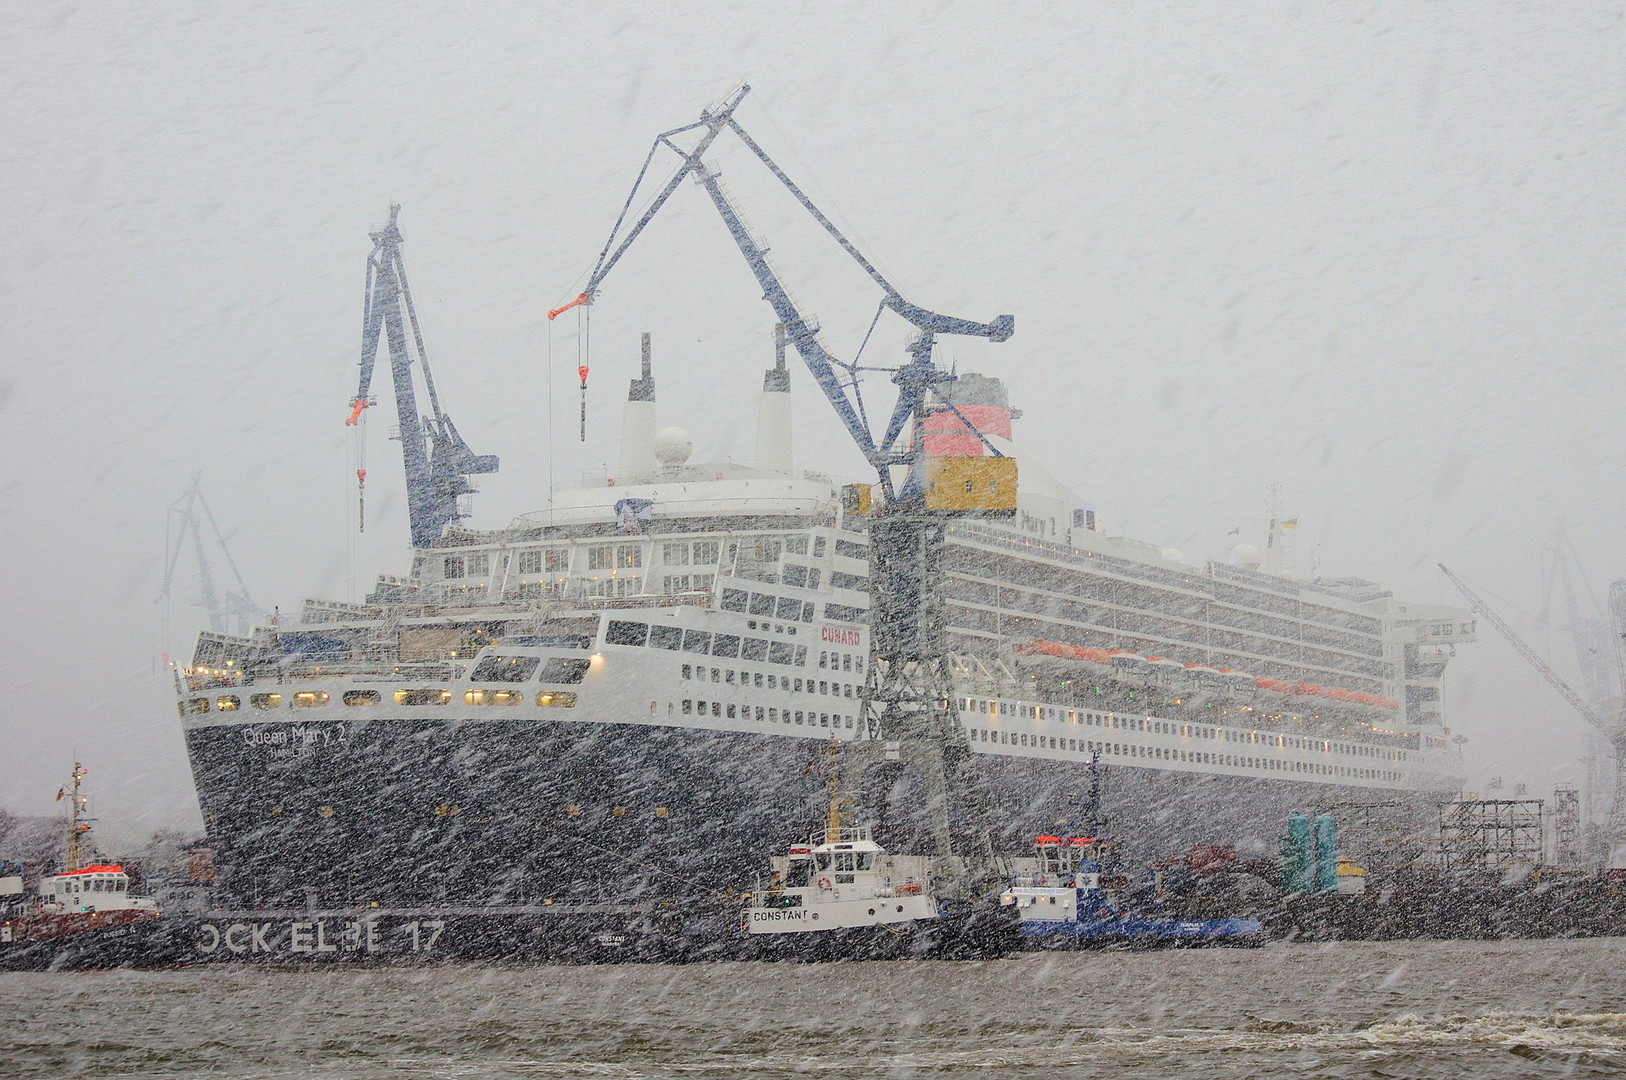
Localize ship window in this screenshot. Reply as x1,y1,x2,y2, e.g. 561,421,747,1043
801,602,815,623
711,702,721,717
395,688,449,706
711,634,741,659
795,646,808,665
769,642,795,665
819,651,828,669
749,593,775,616
683,700,692,715
343,690,381,707
795,711,805,724
794,679,803,692
472,655,543,682
588,545,615,570
540,658,591,684
755,674,763,687
617,544,642,569
681,665,691,680
294,691,331,708
681,630,712,654
756,707,765,721
775,597,800,620
467,553,490,576
517,549,543,574
187,697,211,714
536,692,578,708
250,693,282,710
693,541,720,564
721,588,749,613
727,705,736,718
726,670,736,685
783,564,808,589
648,626,682,650
489,690,523,706
742,638,769,662
443,556,465,579
821,713,830,727
215,695,239,712
605,620,650,647
808,570,821,590
464,689,489,705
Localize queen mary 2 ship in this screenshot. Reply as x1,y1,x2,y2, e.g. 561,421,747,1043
173,329,1472,911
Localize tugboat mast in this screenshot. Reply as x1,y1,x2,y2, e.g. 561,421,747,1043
64,762,90,872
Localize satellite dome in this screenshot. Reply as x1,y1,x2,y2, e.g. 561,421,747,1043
653,426,693,467
1231,543,1262,570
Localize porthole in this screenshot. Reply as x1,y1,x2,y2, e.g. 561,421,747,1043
343,690,381,707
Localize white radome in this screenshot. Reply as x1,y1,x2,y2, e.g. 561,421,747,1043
1231,543,1262,570
654,426,693,466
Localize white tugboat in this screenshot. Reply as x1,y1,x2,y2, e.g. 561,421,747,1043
741,746,941,952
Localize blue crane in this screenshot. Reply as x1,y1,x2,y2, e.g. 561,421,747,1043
348,205,498,549
550,84,1013,505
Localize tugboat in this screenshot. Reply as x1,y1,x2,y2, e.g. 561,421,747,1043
0,763,164,965
739,744,946,959
1001,834,1264,947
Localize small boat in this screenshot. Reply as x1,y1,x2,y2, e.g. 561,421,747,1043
738,743,946,958
0,762,162,950
1001,834,1263,947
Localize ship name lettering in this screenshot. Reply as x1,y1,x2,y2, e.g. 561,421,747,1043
749,910,806,923
821,627,861,646
289,921,313,953
197,924,220,952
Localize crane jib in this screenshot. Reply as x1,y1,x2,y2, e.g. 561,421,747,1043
564,85,1016,497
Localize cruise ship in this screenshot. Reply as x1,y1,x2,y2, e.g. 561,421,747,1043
174,333,1472,911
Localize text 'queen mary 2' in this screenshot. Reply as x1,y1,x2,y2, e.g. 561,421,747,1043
175,333,1471,910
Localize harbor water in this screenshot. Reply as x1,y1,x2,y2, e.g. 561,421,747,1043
4,939,1626,1078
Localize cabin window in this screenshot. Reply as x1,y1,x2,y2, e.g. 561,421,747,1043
587,545,615,569
215,695,239,712
692,541,720,565
516,549,543,574
343,690,381,707
539,658,591,684
721,588,749,613
467,553,490,576
617,544,642,569
394,688,449,706
775,597,801,621
742,638,769,662
681,630,712,654
769,642,795,665
682,700,692,715
782,564,808,588
807,570,821,590
814,853,832,871
648,626,682,650
536,692,578,708
711,634,741,659
250,693,282,710
748,593,775,616
472,655,542,682
187,697,210,715
293,691,330,708
605,620,650,647
443,556,465,579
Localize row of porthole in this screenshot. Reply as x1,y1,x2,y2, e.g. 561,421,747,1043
181,689,578,715
267,802,672,820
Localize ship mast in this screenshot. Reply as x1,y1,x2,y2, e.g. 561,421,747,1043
65,761,90,872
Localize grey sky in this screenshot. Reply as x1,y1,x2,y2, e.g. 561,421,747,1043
2,2,1623,845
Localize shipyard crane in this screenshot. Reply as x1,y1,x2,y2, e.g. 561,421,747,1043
1440,562,1626,866
158,475,261,638
347,205,498,550
556,85,1016,873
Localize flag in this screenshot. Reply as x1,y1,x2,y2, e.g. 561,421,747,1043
614,498,653,532
55,787,65,802
1281,518,1298,530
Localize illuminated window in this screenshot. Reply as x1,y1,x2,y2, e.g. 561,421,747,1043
214,696,239,712
536,692,578,708
293,691,330,708
250,693,282,710
394,688,450,706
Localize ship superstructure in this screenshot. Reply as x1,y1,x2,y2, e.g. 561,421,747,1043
177,331,1469,909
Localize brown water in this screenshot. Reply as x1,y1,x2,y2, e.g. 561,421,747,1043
5,940,1626,1078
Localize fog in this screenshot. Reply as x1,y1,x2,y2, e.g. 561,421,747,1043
1,3,1622,847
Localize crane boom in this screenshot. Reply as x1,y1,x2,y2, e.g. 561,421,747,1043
555,84,1013,501
349,205,497,549
1440,562,1611,733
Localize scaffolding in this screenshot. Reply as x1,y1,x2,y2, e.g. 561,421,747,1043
1438,799,1545,875
1552,787,1583,868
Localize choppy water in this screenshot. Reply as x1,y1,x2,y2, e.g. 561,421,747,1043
5,940,1626,1078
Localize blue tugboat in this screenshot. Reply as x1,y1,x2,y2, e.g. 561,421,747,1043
1000,835,1264,946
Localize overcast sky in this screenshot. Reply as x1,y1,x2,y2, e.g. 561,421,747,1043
2,2,1623,845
